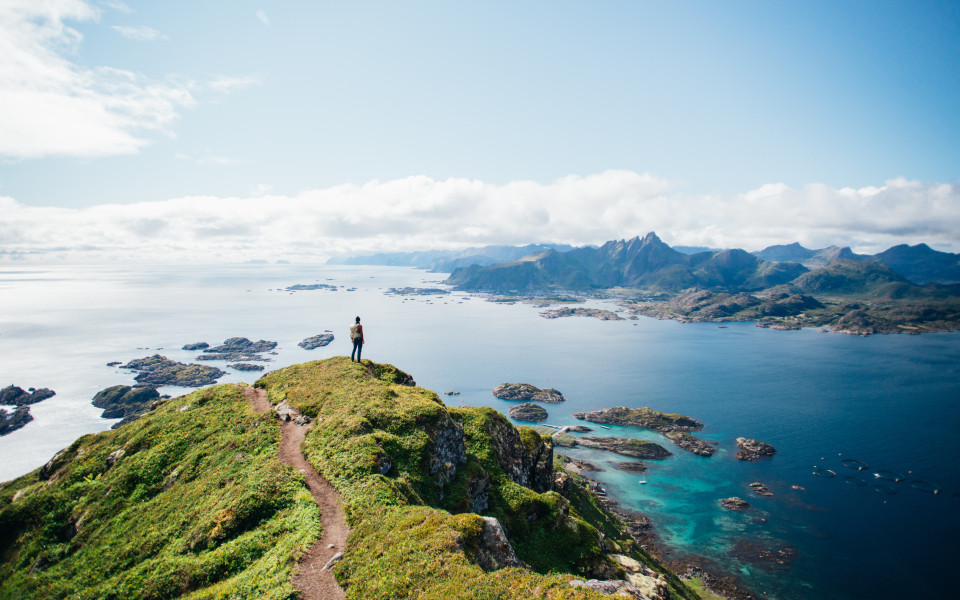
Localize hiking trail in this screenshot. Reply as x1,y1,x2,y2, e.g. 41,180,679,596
242,385,348,600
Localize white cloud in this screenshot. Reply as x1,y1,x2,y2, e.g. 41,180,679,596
0,0,195,158
111,25,169,42
255,10,270,26
1,172,957,263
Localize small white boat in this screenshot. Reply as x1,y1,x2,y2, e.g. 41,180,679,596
638,480,647,484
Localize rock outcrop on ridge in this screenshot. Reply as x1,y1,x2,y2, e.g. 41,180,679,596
0,358,708,600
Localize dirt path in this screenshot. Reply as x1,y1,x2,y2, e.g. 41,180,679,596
242,385,348,600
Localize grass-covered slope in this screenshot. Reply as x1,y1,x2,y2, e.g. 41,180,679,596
0,385,320,600
2,358,706,600
257,358,699,600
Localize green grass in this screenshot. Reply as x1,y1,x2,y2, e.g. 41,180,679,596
1,358,710,600
257,357,705,599
0,385,319,600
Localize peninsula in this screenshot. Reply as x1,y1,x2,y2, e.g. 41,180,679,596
0,358,728,600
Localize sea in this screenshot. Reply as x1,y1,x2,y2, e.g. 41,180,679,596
1,263,958,600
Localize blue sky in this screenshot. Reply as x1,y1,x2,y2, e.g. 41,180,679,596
1,1,958,261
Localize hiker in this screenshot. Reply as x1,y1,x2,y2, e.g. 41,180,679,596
349,316,364,362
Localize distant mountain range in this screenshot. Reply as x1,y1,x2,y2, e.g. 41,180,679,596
327,243,576,272
439,233,960,296
752,242,960,284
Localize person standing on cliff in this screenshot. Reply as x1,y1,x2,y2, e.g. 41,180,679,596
349,316,364,362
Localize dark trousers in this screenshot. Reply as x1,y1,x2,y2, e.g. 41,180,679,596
351,338,363,361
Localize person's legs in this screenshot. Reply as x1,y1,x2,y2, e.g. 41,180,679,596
351,338,360,361
356,341,362,362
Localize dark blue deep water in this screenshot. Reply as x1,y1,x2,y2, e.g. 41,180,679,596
2,264,958,599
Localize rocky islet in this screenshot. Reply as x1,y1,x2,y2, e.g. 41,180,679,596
0,385,56,436
492,383,566,403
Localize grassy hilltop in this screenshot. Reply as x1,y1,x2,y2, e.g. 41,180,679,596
0,358,715,600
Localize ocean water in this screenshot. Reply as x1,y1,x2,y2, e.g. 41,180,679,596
1,263,958,599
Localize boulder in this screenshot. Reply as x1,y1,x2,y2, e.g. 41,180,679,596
473,517,526,571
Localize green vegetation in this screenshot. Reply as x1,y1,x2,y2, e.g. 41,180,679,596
0,385,319,600
1,358,714,599
257,358,703,599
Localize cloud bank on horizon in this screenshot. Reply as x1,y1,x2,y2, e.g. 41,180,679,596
2,171,957,263
1,1,958,262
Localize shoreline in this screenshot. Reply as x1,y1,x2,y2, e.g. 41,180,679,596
580,471,761,600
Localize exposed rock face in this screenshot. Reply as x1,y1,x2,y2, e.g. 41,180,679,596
735,437,776,461
298,334,335,350
613,462,648,473
720,497,751,511
576,437,672,460
0,385,55,406
485,412,554,493
492,383,565,403
473,516,527,571
181,342,209,350
91,385,161,426
429,420,467,499
574,406,714,456
611,554,669,600
121,355,226,387
568,579,650,599
508,403,548,422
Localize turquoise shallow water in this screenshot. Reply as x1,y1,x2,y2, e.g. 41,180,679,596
1,264,958,599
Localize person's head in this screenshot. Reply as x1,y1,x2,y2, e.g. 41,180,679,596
355,316,361,323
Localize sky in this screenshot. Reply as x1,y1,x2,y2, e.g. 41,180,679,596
1,0,958,262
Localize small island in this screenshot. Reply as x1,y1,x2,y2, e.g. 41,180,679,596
228,363,266,371
385,287,450,296
121,355,226,387
92,385,162,428
576,436,672,459
735,437,776,461
0,385,56,436
720,497,751,511
298,333,335,350
285,283,338,292
574,407,715,456
508,403,548,422
195,337,278,362
539,307,625,320
493,383,566,403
